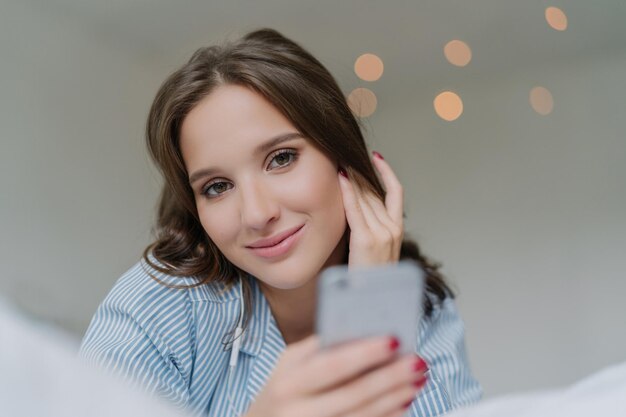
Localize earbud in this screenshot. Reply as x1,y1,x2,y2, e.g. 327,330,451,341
229,277,245,367
229,325,243,367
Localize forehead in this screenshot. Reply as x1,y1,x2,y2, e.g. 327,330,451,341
180,84,296,156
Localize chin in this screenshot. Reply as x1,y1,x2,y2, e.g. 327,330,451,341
257,269,317,290
251,256,323,290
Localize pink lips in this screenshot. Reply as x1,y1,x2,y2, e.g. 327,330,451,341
246,224,305,259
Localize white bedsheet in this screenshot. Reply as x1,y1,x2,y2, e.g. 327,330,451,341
0,298,187,417
447,361,626,417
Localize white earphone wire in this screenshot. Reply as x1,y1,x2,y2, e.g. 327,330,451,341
227,275,245,417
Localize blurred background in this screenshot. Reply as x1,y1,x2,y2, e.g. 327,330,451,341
1,0,625,399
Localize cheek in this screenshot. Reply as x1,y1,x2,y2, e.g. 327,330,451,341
284,163,342,212
197,205,239,247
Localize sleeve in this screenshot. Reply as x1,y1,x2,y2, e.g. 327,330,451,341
409,297,483,417
78,274,195,410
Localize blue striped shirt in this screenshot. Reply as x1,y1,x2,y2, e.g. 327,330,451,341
80,257,482,416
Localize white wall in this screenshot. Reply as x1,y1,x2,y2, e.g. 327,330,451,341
1,1,625,399
0,1,163,332
368,49,626,396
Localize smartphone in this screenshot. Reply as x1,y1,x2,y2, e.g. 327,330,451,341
315,260,424,355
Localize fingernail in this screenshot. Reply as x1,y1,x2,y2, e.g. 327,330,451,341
413,357,428,373
338,167,348,178
403,400,413,409
413,375,428,388
388,336,400,352
372,151,384,160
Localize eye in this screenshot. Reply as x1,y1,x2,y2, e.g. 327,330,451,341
201,181,233,198
200,149,299,199
267,149,298,169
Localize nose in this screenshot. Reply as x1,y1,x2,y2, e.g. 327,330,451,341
239,177,280,230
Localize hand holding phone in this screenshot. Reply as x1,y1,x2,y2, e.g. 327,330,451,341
245,334,427,417
246,261,427,417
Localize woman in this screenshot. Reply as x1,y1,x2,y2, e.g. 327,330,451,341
80,28,482,417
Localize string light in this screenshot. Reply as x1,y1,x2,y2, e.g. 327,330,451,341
444,40,472,67
545,6,568,31
434,91,464,121
529,86,554,115
348,88,377,117
354,53,384,81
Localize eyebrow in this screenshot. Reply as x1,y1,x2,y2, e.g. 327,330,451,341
188,132,305,185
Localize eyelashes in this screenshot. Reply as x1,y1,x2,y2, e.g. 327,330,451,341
200,149,299,199
267,148,298,170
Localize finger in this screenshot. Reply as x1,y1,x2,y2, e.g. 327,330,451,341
353,185,387,234
308,354,427,417
362,190,403,237
345,176,401,252
362,192,404,256
343,385,419,417
313,385,419,417
380,410,411,417
338,172,369,234
292,335,399,395
281,334,320,365
354,191,399,261
371,153,404,225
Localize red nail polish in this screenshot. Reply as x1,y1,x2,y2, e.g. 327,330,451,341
413,357,428,373
413,375,428,388
338,167,348,178
372,151,384,160
388,336,400,352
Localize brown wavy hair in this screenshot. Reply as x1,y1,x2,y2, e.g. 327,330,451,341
142,28,453,326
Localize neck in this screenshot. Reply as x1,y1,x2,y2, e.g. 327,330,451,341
259,229,349,345
260,277,318,344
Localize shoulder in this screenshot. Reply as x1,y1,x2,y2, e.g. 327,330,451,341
419,296,464,341
80,256,243,392
102,255,238,319
414,297,483,411
82,255,240,359
417,297,468,384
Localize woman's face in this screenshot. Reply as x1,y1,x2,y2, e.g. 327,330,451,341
180,84,347,290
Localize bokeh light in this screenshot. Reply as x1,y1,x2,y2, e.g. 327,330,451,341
348,88,377,117
444,40,472,67
529,86,554,115
434,91,464,121
354,53,384,81
545,6,568,31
